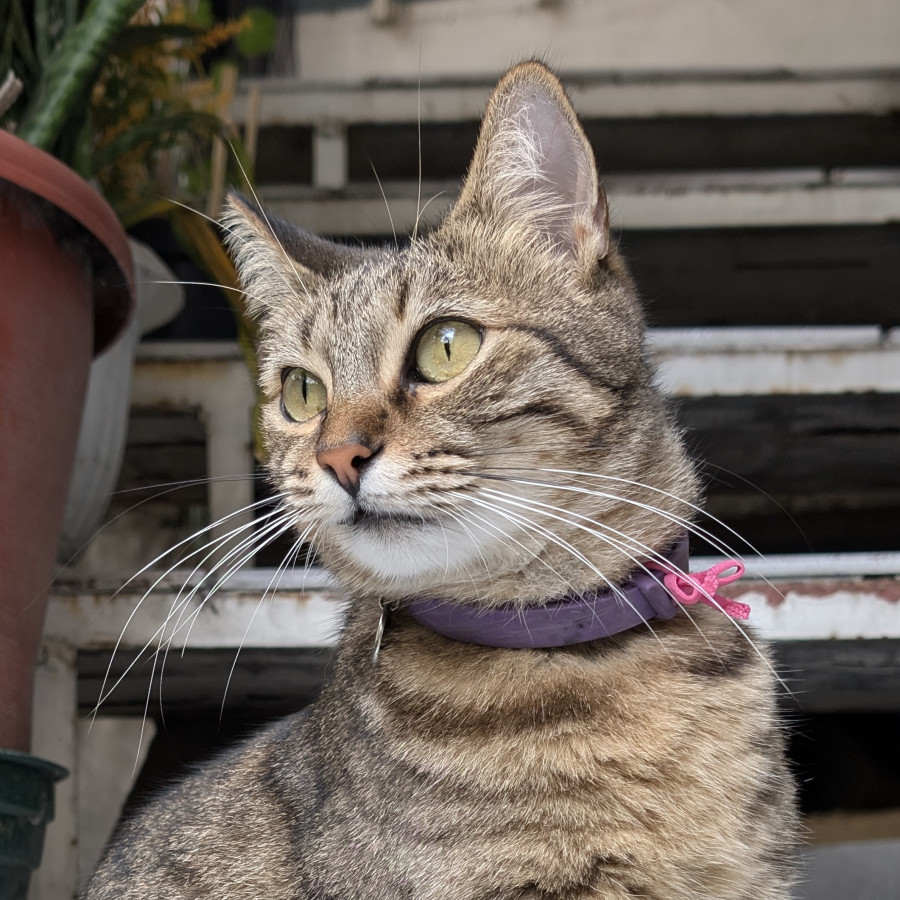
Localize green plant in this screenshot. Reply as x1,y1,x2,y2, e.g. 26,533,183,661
2,0,267,455
2,0,148,170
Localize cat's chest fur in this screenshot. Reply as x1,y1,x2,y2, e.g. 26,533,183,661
279,603,790,900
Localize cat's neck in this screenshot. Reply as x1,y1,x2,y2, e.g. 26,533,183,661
403,535,689,649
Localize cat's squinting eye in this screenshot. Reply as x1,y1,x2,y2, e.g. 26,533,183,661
414,320,482,384
282,368,327,422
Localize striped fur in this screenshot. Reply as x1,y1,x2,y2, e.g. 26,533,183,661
86,62,798,899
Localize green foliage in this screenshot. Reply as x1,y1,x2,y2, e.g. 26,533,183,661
1,1,252,210
234,7,277,59
2,0,263,450
14,0,146,163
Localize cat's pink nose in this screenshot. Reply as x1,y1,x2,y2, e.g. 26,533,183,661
317,442,374,495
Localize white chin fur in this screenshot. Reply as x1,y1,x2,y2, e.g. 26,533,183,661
332,520,511,582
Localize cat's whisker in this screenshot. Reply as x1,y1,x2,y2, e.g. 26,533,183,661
152,510,302,744
536,467,762,557
369,161,398,248
485,469,771,615
698,459,813,552
474,469,747,568
93,500,291,716
432,505,454,578
155,511,298,686
474,487,786,689
151,511,305,765
442,495,577,596
477,484,678,572
460,493,668,651
109,492,289,597
437,504,512,595
173,512,301,654
112,473,267,498
219,520,316,722
471,487,726,661
485,466,789,615
61,473,268,572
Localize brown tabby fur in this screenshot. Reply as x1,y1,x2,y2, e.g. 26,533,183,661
85,62,798,899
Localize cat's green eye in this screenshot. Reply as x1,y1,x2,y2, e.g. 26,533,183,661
282,368,327,422
414,320,482,384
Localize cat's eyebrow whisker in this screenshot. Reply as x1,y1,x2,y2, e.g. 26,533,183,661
166,190,309,307
411,63,423,244
166,196,236,234
227,149,316,305
369,161,398,249
414,190,448,229
149,278,269,310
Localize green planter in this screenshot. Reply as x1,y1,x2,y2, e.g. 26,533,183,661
0,750,68,900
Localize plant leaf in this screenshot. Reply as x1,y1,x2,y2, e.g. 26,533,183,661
16,0,146,158
112,23,205,54
91,109,229,172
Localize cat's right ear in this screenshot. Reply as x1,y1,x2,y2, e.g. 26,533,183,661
449,62,609,273
222,193,366,318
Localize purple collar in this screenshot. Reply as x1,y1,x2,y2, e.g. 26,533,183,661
405,537,692,649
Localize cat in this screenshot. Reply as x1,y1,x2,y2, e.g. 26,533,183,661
84,61,798,899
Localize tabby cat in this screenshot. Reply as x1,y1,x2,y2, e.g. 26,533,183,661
85,62,798,899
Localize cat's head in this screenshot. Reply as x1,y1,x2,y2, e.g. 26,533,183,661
224,62,697,604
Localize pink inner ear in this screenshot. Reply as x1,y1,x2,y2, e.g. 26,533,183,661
500,87,608,261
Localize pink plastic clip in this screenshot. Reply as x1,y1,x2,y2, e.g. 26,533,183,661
662,560,751,621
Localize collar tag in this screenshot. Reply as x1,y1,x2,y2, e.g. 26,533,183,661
372,599,391,666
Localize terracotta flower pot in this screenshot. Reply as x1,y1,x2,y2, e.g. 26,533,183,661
0,131,133,752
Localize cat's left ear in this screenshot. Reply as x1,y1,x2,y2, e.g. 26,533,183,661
222,192,368,318
450,61,609,268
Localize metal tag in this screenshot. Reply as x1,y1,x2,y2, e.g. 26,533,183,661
372,599,391,666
